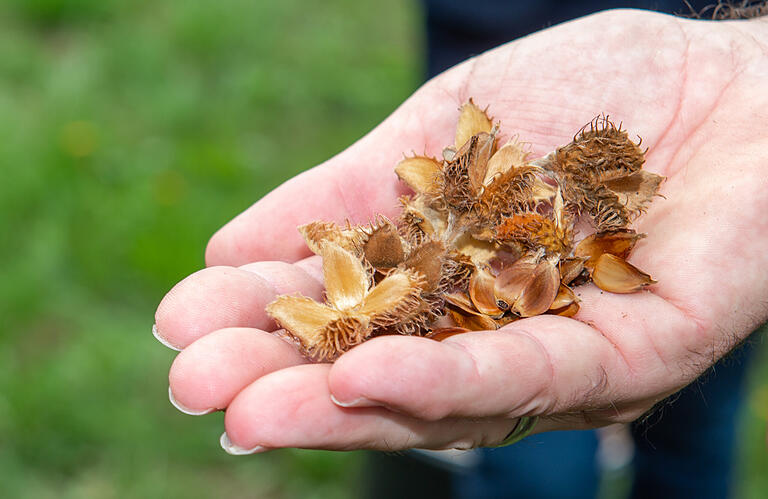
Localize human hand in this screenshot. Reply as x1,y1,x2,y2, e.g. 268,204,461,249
154,9,768,453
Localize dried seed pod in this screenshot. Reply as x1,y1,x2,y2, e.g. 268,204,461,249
469,266,504,318
399,194,448,239
402,239,447,292
553,116,645,180
395,156,441,196
359,269,427,326
483,138,530,186
559,257,587,285
511,259,560,317
455,98,493,150
544,116,664,230
453,232,499,265
494,255,540,310
321,242,370,310
444,291,482,316
273,99,664,360
549,284,577,310
591,253,656,293
442,132,496,212
298,221,364,255
574,229,645,270
602,170,665,215
266,295,370,361
549,301,580,317
363,219,407,269
494,212,572,257
476,165,540,220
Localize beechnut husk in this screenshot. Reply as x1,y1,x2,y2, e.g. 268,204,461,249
267,100,664,361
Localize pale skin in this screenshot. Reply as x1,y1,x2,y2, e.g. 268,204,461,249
154,9,768,453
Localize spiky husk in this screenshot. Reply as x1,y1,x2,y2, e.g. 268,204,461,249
494,212,573,257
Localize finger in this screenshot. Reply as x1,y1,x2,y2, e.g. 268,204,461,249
168,327,306,414
154,259,324,349
205,160,409,267
328,301,694,423
221,363,524,453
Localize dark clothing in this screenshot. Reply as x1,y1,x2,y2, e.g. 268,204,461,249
424,0,712,78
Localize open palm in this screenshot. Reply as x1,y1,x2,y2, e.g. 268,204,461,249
154,10,768,453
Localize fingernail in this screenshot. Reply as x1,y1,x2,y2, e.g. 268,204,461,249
153,324,182,351
220,432,267,455
330,394,377,408
168,387,215,416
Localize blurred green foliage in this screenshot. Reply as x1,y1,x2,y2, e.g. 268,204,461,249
0,0,419,497
0,1,765,498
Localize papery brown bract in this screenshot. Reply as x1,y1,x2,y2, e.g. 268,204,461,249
493,254,539,310
298,221,365,255
591,253,656,293
559,257,587,285
395,155,442,197
455,98,494,150
483,138,530,185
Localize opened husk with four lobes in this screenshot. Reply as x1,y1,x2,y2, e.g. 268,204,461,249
267,99,664,361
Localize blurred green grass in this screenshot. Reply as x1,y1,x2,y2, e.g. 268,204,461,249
0,0,419,497
0,1,765,498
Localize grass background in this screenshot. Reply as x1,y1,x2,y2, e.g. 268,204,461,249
0,1,765,498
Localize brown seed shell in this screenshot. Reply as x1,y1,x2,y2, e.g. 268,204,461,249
549,284,577,310
549,301,580,317
602,170,665,214
512,259,560,317
591,253,656,293
363,219,407,269
444,292,482,316
574,229,645,270
403,240,446,292
448,309,499,331
469,266,504,318
493,255,539,310
559,257,587,285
